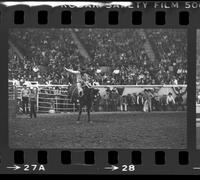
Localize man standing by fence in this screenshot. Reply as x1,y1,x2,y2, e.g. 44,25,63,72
137,93,144,111
166,92,175,111
21,84,30,115
29,87,37,118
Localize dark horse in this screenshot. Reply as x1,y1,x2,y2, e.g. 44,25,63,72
68,83,99,123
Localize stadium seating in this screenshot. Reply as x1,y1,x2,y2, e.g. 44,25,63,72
9,29,187,85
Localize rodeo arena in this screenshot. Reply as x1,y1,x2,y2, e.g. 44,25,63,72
8,29,187,149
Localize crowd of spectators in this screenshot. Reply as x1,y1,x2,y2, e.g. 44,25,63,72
146,29,187,85
9,29,187,86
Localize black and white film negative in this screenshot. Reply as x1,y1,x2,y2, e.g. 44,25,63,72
0,0,200,175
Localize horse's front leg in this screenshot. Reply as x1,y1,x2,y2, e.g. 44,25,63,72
77,104,82,123
87,106,92,123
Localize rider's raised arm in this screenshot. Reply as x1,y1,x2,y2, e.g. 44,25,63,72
64,67,80,74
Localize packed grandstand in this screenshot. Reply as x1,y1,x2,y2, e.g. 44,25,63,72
8,29,187,86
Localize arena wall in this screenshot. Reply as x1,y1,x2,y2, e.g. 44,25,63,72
96,85,187,104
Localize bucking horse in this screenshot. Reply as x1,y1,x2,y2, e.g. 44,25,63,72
68,83,99,123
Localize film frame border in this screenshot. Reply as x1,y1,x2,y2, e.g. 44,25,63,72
0,1,199,174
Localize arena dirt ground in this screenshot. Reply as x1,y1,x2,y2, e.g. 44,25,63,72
9,112,187,149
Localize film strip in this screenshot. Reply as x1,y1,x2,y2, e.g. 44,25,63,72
0,0,200,175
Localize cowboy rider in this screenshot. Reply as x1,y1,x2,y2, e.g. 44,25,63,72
64,66,92,97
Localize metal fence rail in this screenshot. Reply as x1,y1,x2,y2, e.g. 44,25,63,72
8,81,187,114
